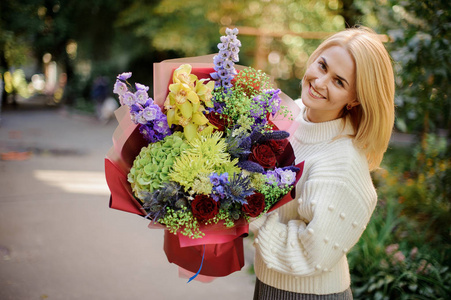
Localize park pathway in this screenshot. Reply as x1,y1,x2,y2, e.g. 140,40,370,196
0,100,255,300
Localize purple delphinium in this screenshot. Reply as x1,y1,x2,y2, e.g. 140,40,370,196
264,89,282,116
277,168,296,186
117,72,132,81
249,96,268,127
113,81,128,98
265,167,297,187
248,89,282,126
122,92,137,106
265,170,280,185
138,109,172,143
142,105,159,121
135,82,149,91
210,172,230,201
113,73,172,143
135,89,150,105
210,28,241,92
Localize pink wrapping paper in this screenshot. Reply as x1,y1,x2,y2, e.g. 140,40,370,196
153,54,301,136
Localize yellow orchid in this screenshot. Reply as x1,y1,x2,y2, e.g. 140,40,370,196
196,79,215,108
164,64,216,141
172,64,197,88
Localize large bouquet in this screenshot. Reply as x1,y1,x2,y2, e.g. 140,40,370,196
105,28,303,280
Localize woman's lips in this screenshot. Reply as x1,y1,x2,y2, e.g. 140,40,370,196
309,84,325,99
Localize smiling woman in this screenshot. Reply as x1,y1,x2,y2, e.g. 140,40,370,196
250,27,395,300
301,46,358,123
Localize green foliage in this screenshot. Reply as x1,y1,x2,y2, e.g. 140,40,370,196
349,199,451,299
0,0,43,69
118,0,223,57
349,137,451,299
376,136,451,244
374,0,451,133
3,69,30,98
349,5,451,295
159,207,204,239
259,183,293,211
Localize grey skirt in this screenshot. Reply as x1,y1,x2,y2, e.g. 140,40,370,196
253,278,353,300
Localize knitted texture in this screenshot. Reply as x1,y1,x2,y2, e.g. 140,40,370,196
250,100,377,295
254,278,353,300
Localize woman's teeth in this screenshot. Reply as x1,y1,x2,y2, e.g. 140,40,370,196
310,86,324,99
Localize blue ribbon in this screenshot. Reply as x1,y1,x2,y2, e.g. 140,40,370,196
187,244,206,283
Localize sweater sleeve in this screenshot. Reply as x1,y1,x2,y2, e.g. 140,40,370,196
254,179,376,276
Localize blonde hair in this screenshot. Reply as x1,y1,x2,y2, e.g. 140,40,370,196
306,27,395,170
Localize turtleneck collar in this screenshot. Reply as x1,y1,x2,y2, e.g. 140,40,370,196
292,100,355,144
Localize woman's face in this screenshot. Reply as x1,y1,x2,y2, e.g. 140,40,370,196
301,46,358,123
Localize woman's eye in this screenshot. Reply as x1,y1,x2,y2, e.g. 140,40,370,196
318,61,326,70
336,79,344,87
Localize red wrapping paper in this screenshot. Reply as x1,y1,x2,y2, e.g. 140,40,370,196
164,231,245,277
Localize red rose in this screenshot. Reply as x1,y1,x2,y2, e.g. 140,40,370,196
206,112,231,132
249,144,277,169
191,195,219,221
265,139,288,156
242,192,266,217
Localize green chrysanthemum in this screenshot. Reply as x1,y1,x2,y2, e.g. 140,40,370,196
170,131,240,191
128,131,190,199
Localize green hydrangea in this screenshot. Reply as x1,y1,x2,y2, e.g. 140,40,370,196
128,131,190,200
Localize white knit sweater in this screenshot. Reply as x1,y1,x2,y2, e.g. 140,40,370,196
250,100,377,295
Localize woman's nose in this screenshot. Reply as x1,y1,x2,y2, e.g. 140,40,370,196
315,75,328,89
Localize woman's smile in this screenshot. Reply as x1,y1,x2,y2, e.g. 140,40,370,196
308,83,326,99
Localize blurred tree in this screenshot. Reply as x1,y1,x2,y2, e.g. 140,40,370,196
118,0,345,98
0,1,41,69
0,0,43,104
0,0,136,105
326,0,364,27
339,0,363,26
32,0,134,105
375,0,451,135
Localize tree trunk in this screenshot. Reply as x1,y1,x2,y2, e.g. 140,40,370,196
340,0,363,27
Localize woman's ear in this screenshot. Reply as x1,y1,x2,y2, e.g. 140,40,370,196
346,99,360,110
349,99,360,108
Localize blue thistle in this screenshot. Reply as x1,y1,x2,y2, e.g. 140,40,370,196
223,173,254,205
142,182,189,222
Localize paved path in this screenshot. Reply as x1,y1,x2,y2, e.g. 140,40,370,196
0,103,256,300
